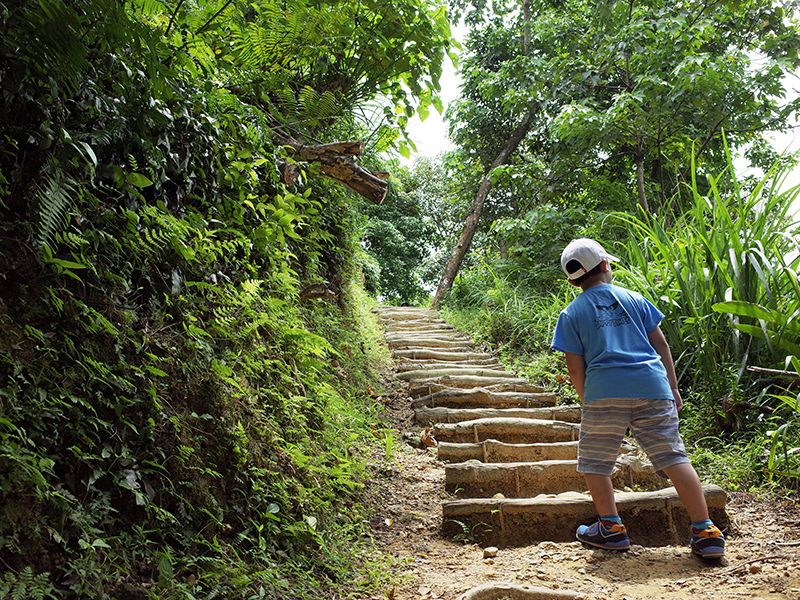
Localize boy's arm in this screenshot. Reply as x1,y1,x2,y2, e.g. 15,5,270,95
647,325,683,409
564,351,586,404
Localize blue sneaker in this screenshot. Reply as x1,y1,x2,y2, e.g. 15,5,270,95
576,519,631,550
690,524,725,558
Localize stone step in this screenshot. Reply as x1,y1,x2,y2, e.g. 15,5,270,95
445,454,668,498
386,330,470,340
387,338,475,349
446,460,586,497
385,327,461,335
412,389,558,410
378,316,443,325
406,375,536,391
374,306,438,315
441,485,729,547
437,439,639,463
397,360,503,372
381,319,447,327
434,417,579,444
393,349,495,362
438,440,579,463
398,368,516,381
383,322,455,331
387,340,477,350
408,381,547,398
415,406,582,425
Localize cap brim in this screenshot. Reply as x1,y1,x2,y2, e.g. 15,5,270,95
566,254,619,280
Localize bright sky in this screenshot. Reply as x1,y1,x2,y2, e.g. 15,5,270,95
401,22,468,161
403,55,461,160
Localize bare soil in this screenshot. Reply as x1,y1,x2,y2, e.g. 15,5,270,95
365,375,800,600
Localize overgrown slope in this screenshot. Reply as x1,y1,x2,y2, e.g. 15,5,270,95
0,1,423,597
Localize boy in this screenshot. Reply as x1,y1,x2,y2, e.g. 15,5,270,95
550,238,725,558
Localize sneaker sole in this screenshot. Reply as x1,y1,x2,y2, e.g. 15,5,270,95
576,536,631,551
692,547,724,559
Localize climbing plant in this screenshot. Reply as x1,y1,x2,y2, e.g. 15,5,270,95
0,0,451,596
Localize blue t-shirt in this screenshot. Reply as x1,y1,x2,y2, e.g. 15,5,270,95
550,283,673,403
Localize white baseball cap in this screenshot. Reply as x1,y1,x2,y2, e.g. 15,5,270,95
560,238,620,280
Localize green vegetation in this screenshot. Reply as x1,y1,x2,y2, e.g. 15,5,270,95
0,0,454,596
438,152,800,493
359,168,437,303
3,0,800,596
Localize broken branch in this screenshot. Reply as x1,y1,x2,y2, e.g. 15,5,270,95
281,139,388,204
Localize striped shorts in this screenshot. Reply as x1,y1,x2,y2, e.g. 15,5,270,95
577,397,689,475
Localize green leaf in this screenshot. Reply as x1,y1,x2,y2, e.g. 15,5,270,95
144,365,168,377
157,554,174,585
712,300,786,324
45,257,87,270
126,173,153,188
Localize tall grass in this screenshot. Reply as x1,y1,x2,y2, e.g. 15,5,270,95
442,151,800,490
611,159,800,391
444,260,576,351
611,156,800,489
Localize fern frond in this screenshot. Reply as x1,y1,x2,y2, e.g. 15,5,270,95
297,86,320,107
55,231,90,252
130,0,171,17
275,87,297,109
36,172,73,252
185,36,217,73
140,226,173,258
19,566,34,585
82,129,114,146
234,22,294,71
298,87,339,120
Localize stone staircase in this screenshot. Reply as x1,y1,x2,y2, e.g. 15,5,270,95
374,305,729,548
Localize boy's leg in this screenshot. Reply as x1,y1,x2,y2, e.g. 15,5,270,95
576,399,632,550
661,462,708,522
584,473,617,516
576,474,630,550
661,461,724,558
630,399,725,558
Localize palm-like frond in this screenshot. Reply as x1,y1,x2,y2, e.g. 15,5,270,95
36,171,74,253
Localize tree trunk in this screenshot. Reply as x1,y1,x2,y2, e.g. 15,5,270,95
523,0,530,54
634,139,649,213
651,148,665,209
431,114,532,309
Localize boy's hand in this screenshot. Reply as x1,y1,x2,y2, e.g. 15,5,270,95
671,387,684,411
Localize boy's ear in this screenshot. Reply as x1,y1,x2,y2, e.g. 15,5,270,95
568,278,580,287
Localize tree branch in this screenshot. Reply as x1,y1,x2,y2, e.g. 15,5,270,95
280,138,389,204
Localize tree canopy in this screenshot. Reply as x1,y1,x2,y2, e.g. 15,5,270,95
448,0,800,213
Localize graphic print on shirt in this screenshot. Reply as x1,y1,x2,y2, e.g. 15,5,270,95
594,300,631,329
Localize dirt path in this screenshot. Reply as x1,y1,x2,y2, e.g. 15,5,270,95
366,308,800,600
369,437,800,600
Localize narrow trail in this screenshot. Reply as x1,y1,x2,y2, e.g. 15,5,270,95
368,306,800,600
